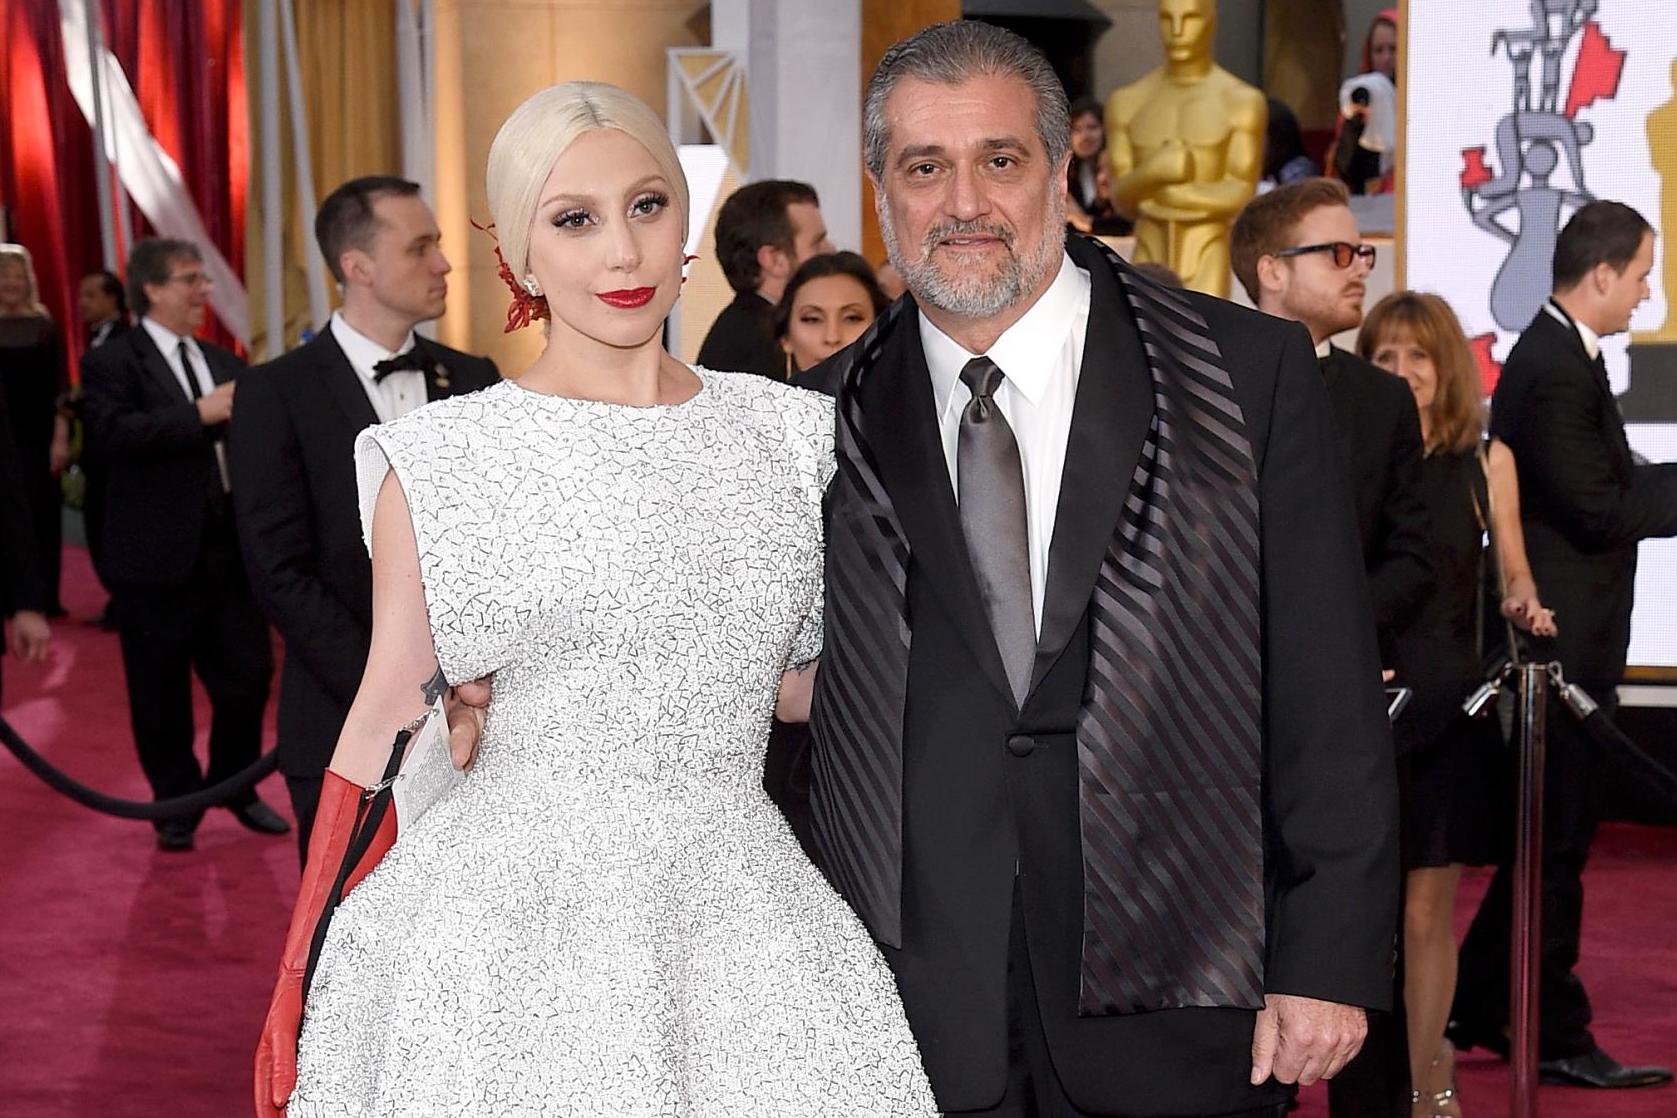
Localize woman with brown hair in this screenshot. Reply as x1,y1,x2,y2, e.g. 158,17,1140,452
1360,291,1555,1117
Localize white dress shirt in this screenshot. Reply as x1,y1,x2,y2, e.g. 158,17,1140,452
142,315,217,400
329,311,427,423
142,315,229,490
920,253,1092,634
1544,300,1602,359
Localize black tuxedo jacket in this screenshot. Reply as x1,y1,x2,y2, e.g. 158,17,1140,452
797,242,1397,1115
1490,309,1677,689
696,290,784,379
1320,345,1432,664
80,325,244,587
228,330,498,778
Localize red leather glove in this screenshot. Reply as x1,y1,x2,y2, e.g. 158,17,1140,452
254,771,397,1117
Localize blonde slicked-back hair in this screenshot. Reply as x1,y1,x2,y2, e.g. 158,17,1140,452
1359,291,1485,454
485,82,690,283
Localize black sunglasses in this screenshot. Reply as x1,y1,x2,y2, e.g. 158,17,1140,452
1275,241,1377,268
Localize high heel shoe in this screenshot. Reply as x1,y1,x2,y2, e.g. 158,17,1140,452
1426,1040,1464,1118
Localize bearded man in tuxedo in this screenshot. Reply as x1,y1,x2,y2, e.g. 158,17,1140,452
230,176,498,860
795,22,1398,1117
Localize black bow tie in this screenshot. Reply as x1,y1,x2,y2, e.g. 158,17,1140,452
372,348,428,383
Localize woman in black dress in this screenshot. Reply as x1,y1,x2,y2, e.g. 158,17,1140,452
1361,292,1557,1117
0,244,67,616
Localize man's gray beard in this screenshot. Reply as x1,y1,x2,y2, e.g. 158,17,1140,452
881,198,1065,320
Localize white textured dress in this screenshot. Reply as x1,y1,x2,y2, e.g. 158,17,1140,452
287,371,936,1116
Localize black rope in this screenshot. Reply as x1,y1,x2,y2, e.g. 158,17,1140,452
1574,707,1677,810
0,714,279,820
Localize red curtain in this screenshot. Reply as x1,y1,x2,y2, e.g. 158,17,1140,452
0,0,245,378
0,0,100,380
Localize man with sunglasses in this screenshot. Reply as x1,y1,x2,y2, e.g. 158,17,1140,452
1233,178,1431,1118
80,237,283,852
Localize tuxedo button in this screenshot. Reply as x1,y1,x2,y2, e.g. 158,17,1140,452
1006,734,1036,758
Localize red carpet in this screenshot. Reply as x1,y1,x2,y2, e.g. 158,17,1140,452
2,546,1674,1116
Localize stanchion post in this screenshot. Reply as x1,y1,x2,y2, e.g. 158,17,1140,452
1510,661,1548,1118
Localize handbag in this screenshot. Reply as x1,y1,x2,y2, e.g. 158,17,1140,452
301,665,465,998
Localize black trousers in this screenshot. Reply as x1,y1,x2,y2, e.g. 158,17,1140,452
112,513,272,831
762,719,817,862
1453,692,1605,1059
1328,752,1411,1117
948,887,1292,1118
286,772,323,866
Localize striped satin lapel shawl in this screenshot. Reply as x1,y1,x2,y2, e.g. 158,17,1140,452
809,299,914,948
1073,237,1266,1015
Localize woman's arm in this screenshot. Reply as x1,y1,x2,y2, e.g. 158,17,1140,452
329,469,447,786
775,661,818,723
1488,439,1556,636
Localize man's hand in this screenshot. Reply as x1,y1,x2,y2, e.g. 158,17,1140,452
6,610,50,662
445,677,492,770
1249,993,1367,1086
49,416,72,476
197,382,236,425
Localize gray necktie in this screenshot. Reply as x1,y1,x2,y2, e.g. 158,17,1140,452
957,356,1035,705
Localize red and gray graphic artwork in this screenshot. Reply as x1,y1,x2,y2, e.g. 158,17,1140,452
1458,1,1625,390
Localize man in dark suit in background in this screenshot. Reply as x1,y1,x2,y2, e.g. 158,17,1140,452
798,23,1397,1116
231,176,498,860
1451,201,1677,1089
1233,176,1431,1118
1234,178,1432,669
80,237,285,851
696,180,832,378
74,269,131,628
78,270,130,350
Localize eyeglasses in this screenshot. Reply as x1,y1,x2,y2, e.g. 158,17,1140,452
1275,241,1377,269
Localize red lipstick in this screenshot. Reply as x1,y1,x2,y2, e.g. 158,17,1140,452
597,286,656,309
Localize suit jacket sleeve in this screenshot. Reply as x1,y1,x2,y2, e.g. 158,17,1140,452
1367,386,1432,657
1518,368,1677,550
229,369,371,707
1260,325,1400,1010
79,343,209,463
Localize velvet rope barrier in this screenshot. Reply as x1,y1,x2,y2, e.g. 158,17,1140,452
0,714,279,820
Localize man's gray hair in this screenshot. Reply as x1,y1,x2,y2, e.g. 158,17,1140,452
863,21,1070,180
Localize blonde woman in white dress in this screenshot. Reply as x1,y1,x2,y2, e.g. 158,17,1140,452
253,81,935,1117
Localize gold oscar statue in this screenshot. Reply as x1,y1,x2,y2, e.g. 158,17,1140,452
1620,58,1677,421
1106,0,1266,296
1636,58,1677,343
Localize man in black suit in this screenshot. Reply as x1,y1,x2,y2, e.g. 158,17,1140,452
696,180,832,378
1234,177,1431,669
1232,177,1430,1118
74,269,131,627
1451,201,1677,1088
0,380,51,704
78,270,130,350
797,24,1398,1117
80,237,285,851
231,176,498,861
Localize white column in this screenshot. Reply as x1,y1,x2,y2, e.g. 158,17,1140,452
257,0,285,358
715,0,863,252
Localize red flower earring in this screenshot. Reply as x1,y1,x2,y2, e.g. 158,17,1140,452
472,219,551,333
